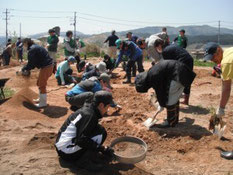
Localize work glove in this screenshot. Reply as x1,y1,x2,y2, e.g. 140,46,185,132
216,107,225,118
61,82,65,86
98,146,115,158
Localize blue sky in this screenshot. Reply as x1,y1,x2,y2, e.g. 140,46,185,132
0,0,233,36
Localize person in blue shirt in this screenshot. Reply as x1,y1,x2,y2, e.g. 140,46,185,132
115,39,144,84
55,56,77,85
65,73,112,110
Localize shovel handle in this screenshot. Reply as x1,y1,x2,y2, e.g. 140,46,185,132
151,110,160,122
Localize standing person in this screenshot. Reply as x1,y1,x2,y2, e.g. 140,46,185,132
19,38,53,108
126,32,138,76
104,30,119,59
55,91,115,172
115,39,144,84
76,37,87,60
47,29,59,73
203,42,233,160
174,29,188,49
126,32,138,44
157,27,170,48
135,60,196,127
55,56,77,86
145,35,164,65
16,37,23,63
2,43,15,66
64,30,77,58
162,44,194,105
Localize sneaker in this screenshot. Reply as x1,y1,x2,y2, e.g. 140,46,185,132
221,151,233,160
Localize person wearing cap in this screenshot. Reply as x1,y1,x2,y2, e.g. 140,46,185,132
20,38,54,108
55,90,115,172
47,28,59,73
82,61,107,80
135,59,196,127
104,30,119,59
55,56,77,85
203,42,233,160
126,32,138,44
115,39,144,84
174,29,188,49
162,44,194,105
65,73,112,110
145,34,164,65
64,30,77,58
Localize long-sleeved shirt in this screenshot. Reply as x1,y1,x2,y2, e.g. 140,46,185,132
104,34,119,47
66,79,102,97
55,103,103,154
47,35,59,52
115,41,142,67
22,44,53,71
55,60,71,84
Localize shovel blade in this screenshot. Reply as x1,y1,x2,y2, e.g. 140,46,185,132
143,118,158,128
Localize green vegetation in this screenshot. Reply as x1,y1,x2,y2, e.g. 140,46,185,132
1,87,15,99
194,59,215,67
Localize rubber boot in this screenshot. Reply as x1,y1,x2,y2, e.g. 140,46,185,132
35,94,47,108
181,94,190,105
132,64,137,77
123,75,131,84
158,104,177,128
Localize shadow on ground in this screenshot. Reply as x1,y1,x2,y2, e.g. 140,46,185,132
180,105,210,115
23,101,68,118
151,117,212,140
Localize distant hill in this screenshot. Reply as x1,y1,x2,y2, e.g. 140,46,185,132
29,31,87,39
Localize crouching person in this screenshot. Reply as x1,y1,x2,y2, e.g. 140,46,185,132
55,56,77,85
135,60,196,127
55,91,114,172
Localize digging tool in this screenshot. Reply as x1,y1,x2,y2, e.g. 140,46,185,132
209,114,226,138
143,109,161,128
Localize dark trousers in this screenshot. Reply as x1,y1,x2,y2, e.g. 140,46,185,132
183,86,191,95
57,124,107,161
65,92,94,108
126,55,144,81
56,69,74,85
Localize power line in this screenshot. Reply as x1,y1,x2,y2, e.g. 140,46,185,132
11,15,71,19
3,8,10,44
9,8,72,14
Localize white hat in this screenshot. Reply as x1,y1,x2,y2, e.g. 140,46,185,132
96,61,107,73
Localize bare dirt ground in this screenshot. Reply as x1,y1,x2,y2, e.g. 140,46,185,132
0,58,233,175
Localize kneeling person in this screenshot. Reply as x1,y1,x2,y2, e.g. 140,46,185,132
55,91,114,171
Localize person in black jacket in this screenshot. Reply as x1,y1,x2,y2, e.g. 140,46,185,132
162,44,194,105
55,91,114,172
20,38,53,108
137,60,196,127
104,30,119,59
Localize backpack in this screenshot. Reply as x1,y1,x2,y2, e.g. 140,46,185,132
135,71,150,93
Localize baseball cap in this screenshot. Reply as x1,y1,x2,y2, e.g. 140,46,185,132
203,42,219,61
96,62,107,73
67,56,76,63
115,39,122,49
99,73,112,89
93,90,114,107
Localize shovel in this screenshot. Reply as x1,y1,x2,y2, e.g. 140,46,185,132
143,110,161,128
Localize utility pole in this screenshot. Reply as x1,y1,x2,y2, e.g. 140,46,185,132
73,11,77,39
19,23,21,38
3,8,10,45
218,20,220,44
